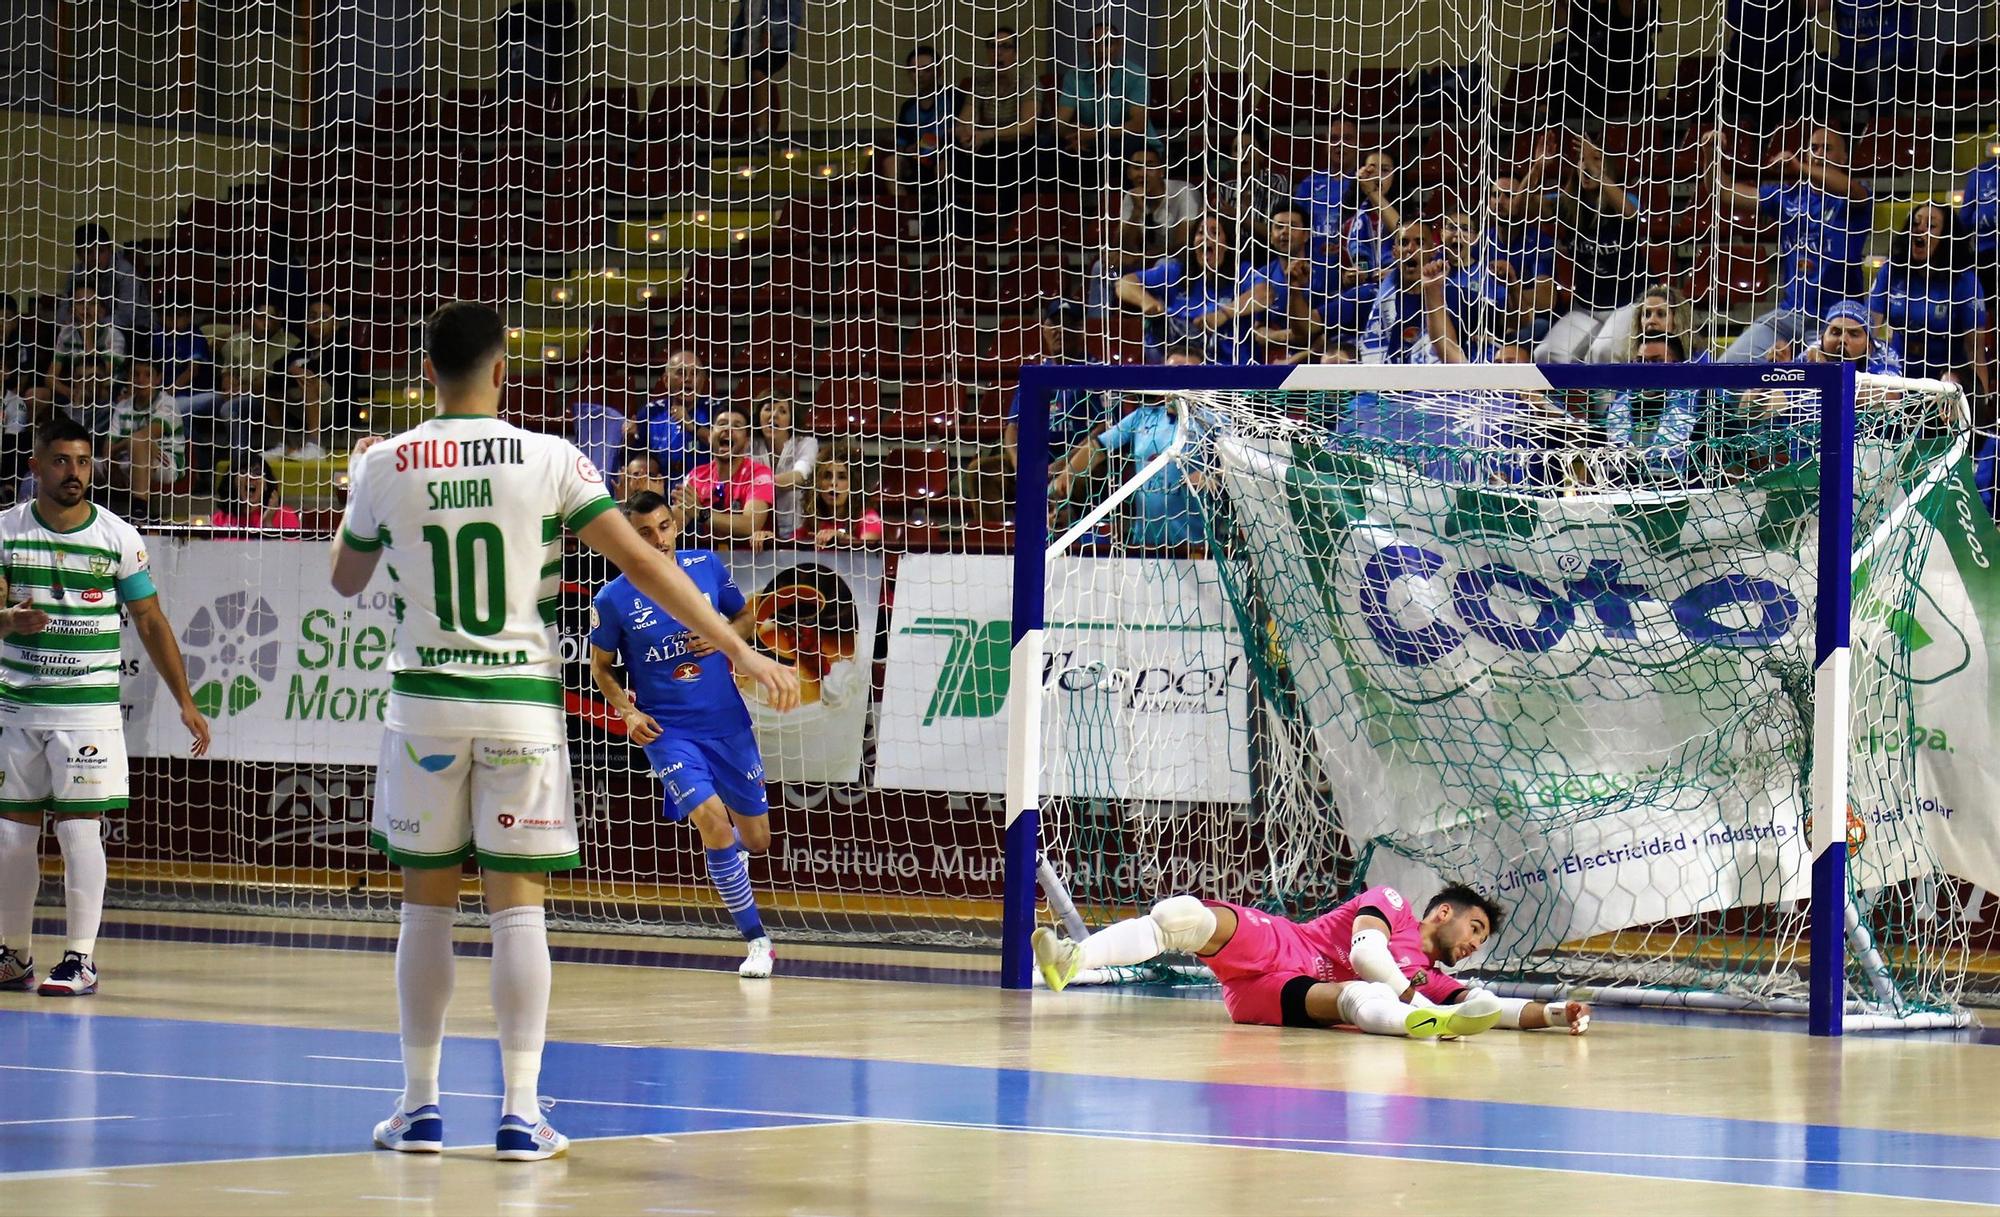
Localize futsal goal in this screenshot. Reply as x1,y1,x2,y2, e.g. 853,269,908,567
1002,362,1986,1035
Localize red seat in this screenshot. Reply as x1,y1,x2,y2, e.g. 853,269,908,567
515,197,604,256
883,382,965,440
368,88,428,133
1852,116,1934,174
1702,244,1776,310
439,88,504,140
808,379,883,439
1263,69,1337,128
508,375,569,435
946,258,1070,317
878,445,954,505
584,86,641,138
1340,69,1406,122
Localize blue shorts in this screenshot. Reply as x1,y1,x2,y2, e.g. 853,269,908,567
643,732,769,822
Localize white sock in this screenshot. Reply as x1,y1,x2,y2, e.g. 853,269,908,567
489,905,550,1122
1077,913,1163,972
396,902,458,1110
1338,981,1422,1037
0,818,39,954
53,819,105,959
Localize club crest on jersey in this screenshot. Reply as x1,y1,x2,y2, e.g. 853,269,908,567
673,661,702,682
88,556,114,576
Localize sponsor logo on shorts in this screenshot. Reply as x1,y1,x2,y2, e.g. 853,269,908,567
498,813,516,828
78,745,99,758
673,662,702,682
668,782,693,801
513,817,564,830
70,774,98,786
486,745,547,768
405,742,455,773
386,816,423,834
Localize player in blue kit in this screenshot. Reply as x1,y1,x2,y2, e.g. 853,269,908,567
588,490,775,977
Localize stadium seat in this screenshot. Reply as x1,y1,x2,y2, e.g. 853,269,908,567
878,445,955,508
1701,244,1776,311
1156,71,1244,129
1341,69,1407,123
1263,69,1337,128
809,378,883,439
583,85,642,139
1852,116,1935,174
883,382,966,440
440,88,505,140
508,374,569,435
613,141,698,202
366,87,429,134
1658,55,1718,122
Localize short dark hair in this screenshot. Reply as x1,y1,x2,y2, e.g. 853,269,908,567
35,415,93,453
906,44,936,65
624,489,670,516
73,222,112,251
1425,884,1503,931
424,301,507,381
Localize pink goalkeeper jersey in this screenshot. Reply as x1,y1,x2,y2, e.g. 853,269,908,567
1297,885,1466,1003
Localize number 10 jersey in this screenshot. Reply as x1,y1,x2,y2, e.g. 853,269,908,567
340,414,617,743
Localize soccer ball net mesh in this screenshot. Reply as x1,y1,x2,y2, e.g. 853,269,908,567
0,2,1993,965
1034,374,1983,1016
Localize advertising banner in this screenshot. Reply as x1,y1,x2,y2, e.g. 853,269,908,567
877,554,1250,802
125,541,880,784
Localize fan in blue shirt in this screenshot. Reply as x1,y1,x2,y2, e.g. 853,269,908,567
588,491,775,977
1867,202,1991,390
1717,127,1874,363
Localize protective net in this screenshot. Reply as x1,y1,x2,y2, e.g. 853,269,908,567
1033,373,1990,1019
0,0,1993,955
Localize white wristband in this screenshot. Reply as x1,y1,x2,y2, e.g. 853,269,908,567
1544,1001,1568,1024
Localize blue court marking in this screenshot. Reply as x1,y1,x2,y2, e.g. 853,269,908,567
2,1010,1997,1204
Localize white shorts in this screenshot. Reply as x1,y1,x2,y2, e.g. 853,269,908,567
0,725,129,814
370,730,578,872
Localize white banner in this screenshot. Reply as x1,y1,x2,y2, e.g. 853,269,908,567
126,540,881,782
1213,434,2000,955
877,554,1250,802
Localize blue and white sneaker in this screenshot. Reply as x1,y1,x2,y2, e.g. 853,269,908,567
373,1104,444,1153
0,947,33,992
37,951,95,997
495,1106,568,1162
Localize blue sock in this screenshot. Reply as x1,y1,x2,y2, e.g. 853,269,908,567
705,846,764,941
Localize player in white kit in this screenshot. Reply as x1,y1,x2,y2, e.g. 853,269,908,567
0,415,212,998
334,303,799,1162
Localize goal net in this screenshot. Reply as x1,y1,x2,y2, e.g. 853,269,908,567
0,0,1991,969
1022,366,1987,1027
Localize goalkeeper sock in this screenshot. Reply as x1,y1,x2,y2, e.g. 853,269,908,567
53,818,105,958
1337,982,1428,1037
1077,914,1163,971
0,817,39,953
705,846,765,941
396,902,457,1109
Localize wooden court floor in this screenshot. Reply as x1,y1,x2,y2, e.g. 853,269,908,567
1,909,1997,1215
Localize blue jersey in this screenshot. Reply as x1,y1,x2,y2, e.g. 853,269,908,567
590,553,751,740
1959,160,2000,256
1758,182,1874,319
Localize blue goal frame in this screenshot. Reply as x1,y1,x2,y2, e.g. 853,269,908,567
1001,360,1857,1038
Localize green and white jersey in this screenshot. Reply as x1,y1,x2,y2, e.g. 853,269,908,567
340,414,617,743
0,502,153,730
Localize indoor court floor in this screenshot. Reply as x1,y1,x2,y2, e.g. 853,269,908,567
2,909,1998,1215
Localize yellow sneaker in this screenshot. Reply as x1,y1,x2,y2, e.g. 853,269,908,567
1032,927,1084,992
1402,1006,1448,1038
1441,990,1504,1038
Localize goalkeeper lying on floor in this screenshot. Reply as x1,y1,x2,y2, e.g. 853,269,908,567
1034,882,1592,1038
